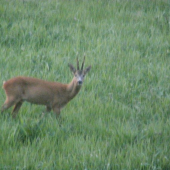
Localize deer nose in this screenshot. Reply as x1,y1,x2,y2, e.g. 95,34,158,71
78,80,82,85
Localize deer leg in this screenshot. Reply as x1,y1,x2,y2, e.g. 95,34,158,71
40,106,52,119
1,98,16,113
12,101,23,118
52,106,61,118
53,106,62,125
46,106,51,112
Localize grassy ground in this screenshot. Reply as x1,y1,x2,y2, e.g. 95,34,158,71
0,0,170,169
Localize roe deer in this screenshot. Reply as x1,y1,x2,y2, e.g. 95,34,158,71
1,57,91,118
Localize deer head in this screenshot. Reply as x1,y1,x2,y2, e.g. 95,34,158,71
68,56,91,86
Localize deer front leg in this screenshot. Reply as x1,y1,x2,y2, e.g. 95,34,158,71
52,105,61,118
46,106,51,112
40,106,52,119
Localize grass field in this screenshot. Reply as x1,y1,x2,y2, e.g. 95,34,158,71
0,0,170,169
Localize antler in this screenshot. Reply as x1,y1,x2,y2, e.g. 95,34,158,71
81,55,85,71
77,57,79,70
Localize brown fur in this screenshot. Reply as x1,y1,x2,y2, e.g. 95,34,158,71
1,76,81,118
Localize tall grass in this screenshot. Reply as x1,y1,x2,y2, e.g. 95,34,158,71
0,0,170,169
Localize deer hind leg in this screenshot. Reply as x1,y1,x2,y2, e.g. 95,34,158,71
12,101,23,118
1,97,17,113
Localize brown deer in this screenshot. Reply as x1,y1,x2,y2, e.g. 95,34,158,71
1,57,91,118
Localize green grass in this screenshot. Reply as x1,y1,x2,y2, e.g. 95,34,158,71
0,0,170,169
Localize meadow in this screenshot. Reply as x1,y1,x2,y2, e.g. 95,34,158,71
0,0,170,169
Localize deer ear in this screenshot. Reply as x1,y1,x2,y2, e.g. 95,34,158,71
84,66,91,74
68,64,76,73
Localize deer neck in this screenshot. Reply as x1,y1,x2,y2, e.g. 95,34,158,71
67,78,81,100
